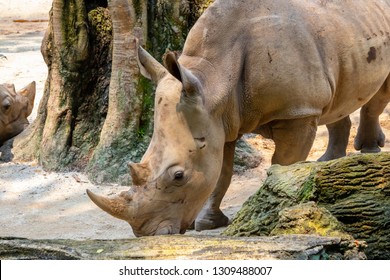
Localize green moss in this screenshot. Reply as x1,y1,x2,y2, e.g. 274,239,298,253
88,7,112,45
148,0,214,60
196,0,215,14
137,76,154,141
86,127,151,185
297,170,317,202
270,202,351,239
139,77,154,108
133,0,142,18
60,0,90,69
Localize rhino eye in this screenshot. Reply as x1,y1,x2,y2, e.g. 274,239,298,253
174,170,184,180
2,99,11,111
165,166,187,187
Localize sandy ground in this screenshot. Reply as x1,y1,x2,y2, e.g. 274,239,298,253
0,2,389,240
0,0,52,20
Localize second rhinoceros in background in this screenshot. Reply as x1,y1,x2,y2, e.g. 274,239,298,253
0,81,36,145
87,0,390,236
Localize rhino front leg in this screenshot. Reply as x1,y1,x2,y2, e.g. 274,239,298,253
354,80,390,153
195,139,238,231
271,116,318,165
318,116,351,161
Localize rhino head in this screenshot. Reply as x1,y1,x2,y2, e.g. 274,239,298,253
87,46,226,236
0,81,36,145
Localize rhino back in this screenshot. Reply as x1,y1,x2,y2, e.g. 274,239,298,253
181,0,390,133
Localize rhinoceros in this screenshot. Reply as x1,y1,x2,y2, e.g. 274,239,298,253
0,81,36,145
87,0,390,236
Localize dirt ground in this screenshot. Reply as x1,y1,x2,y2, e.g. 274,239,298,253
0,2,389,240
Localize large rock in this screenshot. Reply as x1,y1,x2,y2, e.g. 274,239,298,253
233,137,262,173
224,153,390,259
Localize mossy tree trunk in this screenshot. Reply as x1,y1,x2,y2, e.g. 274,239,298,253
224,153,390,260
13,0,112,171
13,0,214,184
86,0,150,184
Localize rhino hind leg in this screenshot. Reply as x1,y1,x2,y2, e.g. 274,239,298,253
318,116,351,161
270,116,318,165
195,140,238,231
354,78,390,153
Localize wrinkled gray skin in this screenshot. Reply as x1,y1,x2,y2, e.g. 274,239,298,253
87,0,390,236
0,81,35,145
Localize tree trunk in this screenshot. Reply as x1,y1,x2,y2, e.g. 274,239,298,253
12,0,215,184
0,235,365,260
13,0,112,171
86,0,149,184
224,153,390,260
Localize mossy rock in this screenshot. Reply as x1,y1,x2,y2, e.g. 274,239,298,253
233,137,262,173
270,201,351,240
224,153,390,259
0,235,365,260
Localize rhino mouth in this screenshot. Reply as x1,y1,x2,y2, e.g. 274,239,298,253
0,117,28,142
137,217,193,236
155,226,177,235
154,220,188,235
155,227,188,236
4,110,29,129
132,222,182,237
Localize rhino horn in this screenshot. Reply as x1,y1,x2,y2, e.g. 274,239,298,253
137,41,167,83
128,162,150,186
86,189,134,221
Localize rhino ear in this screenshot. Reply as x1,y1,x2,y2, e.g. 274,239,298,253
18,81,36,116
136,41,167,83
164,51,182,81
164,52,202,99
4,83,16,93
